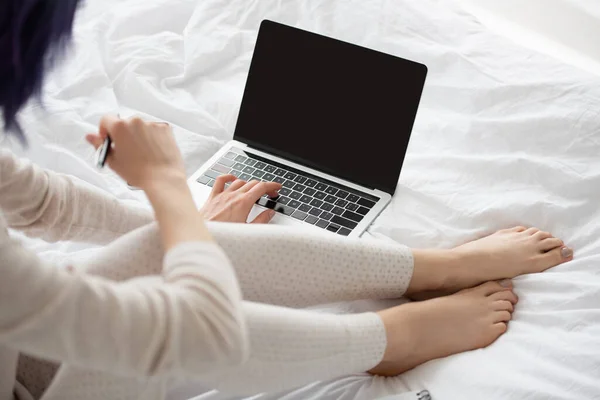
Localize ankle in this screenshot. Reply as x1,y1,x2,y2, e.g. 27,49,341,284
376,306,418,364
407,249,459,294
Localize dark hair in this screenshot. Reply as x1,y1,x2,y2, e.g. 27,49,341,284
0,0,82,143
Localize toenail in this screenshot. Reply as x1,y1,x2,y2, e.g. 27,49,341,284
499,279,512,288
561,247,573,258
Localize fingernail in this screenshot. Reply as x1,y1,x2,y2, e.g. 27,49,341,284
499,279,512,288
561,247,573,258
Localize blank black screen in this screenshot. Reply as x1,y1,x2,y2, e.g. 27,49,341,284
234,20,427,194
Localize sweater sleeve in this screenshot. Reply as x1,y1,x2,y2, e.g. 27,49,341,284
0,148,153,244
0,225,249,378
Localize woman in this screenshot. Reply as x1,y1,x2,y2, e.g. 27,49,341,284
0,1,573,400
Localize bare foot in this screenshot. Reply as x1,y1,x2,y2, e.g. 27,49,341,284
370,281,518,376
448,226,573,289
408,226,573,299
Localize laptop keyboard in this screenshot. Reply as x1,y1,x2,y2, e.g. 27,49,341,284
196,149,378,236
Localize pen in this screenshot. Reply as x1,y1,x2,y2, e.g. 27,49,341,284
95,135,112,169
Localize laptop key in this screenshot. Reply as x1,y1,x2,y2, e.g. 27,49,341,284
231,170,243,178
212,163,231,174
315,183,328,191
233,162,246,171
305,215,319,225
320,202,334,212
332,206,345,215
309,207,322,217
197,175,210,185
300,195,312,204
314,191,326,200
244,158,257,166
207,179,215,187
256,197,276,209
279,188,292,196
293,184,306,192
289,191,302,200
304,187,316,196
324,195,337,203
345,203,359,211
253,170,266,178
255,161,267,170
242,166,256,174
320,212,334,221
277,196,290,205
218,158,235,167
358,198,376,209
327,224,340,233
343,210,364,222
335,190,349,199
292,210,308,221
263,173,276,181
310,198,323,207
335,199,348,207
273,177,285,184
264,165,276,173
305,179,318,188
316,219,329,229
224,152,237,160
299,204,311,213
282,180,295,188
331,215,358,229
274,168,286,176
325,187,338,195
356,206,370,216
347,194,360,203
234,155,247,163
289,200,302,208
338,227,352,236
240,173,252,181
292,175,305,183
284,172,297,180
205,169,221,179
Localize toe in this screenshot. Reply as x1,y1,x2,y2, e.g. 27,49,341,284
537,246,573,270
493,300,514,312
539,237,563,252
524,227,540,235
493,310,512,323
493,322,508,336
505,226,527,233
489,290,518,304
533,230,553,241
477,281,512,296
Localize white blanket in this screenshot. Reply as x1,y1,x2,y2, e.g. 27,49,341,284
7,0,600,399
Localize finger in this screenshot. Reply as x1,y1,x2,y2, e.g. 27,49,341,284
99,114,122,140
539,237,563,252
227,179,247,192
212,175,237,195
246,182,282,202
86,133,104,150
239,180,262,193
251,209,276,224
509,226,527,232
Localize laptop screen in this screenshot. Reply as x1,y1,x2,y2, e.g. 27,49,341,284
233,20,427,194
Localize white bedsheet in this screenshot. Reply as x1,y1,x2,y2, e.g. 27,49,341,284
6,0,600,399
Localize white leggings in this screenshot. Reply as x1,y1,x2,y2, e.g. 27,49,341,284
18,222,415,399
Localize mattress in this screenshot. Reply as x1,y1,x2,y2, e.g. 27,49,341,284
6,0,600,399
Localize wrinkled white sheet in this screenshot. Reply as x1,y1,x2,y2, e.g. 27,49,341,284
6,0,600,399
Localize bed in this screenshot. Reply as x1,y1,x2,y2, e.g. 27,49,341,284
6,0,600,399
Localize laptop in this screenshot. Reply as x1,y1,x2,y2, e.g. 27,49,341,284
188,20,427,237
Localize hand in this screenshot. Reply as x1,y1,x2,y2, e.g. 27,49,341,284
86,115,185,189
200,175,282,223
